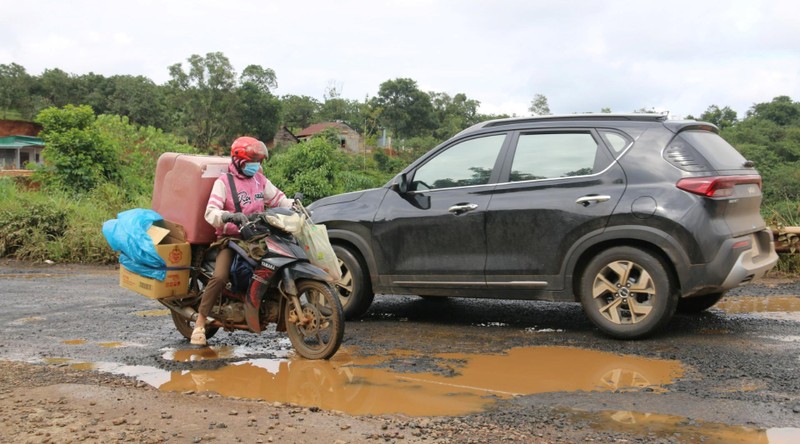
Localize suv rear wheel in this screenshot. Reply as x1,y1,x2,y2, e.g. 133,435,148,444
579,247,677,339
333,244,374,320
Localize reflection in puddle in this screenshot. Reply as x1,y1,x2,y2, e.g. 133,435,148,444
715,296,800,313
155,346,683,416
62,339,86,345
587,409,800,444
132,309,170,317
162,346,254,362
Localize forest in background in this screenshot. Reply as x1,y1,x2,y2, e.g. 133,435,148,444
0,52,799,268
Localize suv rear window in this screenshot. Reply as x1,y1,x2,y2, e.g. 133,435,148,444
673,131,749,171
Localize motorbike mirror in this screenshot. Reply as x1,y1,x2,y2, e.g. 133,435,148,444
293,192,304,203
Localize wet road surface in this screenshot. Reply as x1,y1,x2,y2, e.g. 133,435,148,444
1,261,800,442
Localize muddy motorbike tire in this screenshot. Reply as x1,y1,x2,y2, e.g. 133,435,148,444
170,309,219,340
285,279,344,360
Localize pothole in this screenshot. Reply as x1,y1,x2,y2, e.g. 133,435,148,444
45,346,684,416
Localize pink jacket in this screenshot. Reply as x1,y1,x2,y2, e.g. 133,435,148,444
204,163,293,238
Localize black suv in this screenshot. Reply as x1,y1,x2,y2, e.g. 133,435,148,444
308,114,778,338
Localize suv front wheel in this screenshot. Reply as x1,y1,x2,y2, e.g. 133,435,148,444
579,247,677,339
332,244,375,320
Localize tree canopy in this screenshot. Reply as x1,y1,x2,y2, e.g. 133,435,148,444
1,56,799,226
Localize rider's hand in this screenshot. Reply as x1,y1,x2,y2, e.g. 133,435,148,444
222,212,249,225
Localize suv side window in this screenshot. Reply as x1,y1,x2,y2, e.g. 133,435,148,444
411,134,506,191
509,132,605,181
600,130,632,157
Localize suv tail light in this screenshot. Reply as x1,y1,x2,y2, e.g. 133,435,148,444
676,175,762,198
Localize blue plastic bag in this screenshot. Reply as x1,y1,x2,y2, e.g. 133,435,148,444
102,209,167,280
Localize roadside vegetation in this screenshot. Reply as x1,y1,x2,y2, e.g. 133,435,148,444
0,55,798,272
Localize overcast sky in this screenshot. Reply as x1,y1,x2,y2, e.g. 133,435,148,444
2,0,798,119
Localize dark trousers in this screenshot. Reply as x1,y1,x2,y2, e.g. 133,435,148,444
198,248,234,318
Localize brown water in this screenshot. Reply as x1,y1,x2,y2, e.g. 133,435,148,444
132,309,171,317
587,409,800,444
62,339,86,345
37,350,799,441
716,296,800,313
156,346,683,416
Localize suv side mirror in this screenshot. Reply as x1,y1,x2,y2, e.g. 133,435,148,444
392,173,409,194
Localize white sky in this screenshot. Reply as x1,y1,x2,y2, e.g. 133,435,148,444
1,0,798,119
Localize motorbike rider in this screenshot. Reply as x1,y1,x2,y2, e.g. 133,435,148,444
191,136,294,346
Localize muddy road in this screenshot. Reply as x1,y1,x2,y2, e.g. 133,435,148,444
1,260,800,443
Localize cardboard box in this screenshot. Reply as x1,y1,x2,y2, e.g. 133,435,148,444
119,220,192,299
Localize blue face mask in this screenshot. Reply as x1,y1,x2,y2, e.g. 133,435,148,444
242,162,260,177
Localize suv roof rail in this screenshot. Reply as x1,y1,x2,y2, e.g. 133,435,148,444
481,113,669,129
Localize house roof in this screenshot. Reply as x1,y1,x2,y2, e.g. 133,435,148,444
297,121,355,138
0,135,45,149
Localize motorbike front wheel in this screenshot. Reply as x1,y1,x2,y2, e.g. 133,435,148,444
285,279,344,360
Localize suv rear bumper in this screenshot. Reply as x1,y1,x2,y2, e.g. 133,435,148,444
683,229,778,297
719,229,779,289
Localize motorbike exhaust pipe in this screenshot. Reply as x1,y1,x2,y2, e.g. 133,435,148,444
159,301,198,321
176,306,199,321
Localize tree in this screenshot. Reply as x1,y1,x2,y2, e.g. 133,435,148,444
0,63,34,118
105,75,169,129
240,65,277,93
699,105,738,130
32,68,76,108
747,96,800,126
166,52,239,151
318,83,361,126
430,92,481,140
375,78,436,139
34,105,118,193
234,82,282,143
528,93,551,116
281,95,321,131
268,136,344,201
73,72,113,115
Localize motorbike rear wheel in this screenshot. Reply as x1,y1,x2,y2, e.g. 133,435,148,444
171,307,219,340
285,279,344,360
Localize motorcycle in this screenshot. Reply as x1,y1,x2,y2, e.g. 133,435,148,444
158,198,344,360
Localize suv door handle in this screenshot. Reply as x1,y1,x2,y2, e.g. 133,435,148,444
575,195,611,206
448,203,479,214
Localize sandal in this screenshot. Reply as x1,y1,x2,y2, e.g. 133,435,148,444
190,326,207,346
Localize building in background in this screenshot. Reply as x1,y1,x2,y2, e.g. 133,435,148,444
0,120,44,169
297,121,363,154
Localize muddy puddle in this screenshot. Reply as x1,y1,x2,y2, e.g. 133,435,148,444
716,296,800,313
132,309,171,317
714,296,800,322
585,409,800,444
46,346,682,416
